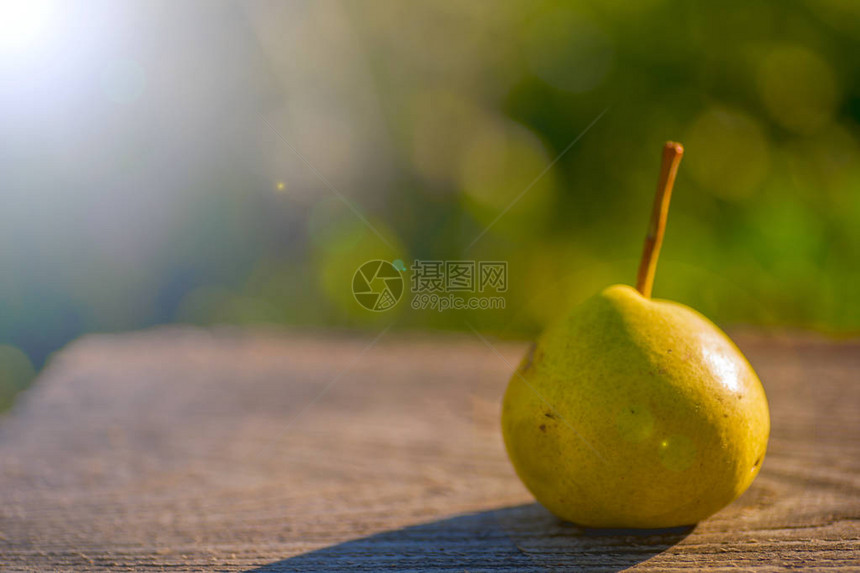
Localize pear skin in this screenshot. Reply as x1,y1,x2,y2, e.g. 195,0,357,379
501,284,770,528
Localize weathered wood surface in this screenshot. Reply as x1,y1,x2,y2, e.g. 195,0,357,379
0,327,858,571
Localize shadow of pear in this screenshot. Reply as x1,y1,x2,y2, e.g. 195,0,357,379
246,503,693,572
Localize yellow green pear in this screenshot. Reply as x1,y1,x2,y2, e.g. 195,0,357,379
501,143,770,529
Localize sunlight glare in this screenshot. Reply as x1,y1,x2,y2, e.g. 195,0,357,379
0,0,58,58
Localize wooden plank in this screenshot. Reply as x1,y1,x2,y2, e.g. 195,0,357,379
0,327,858,571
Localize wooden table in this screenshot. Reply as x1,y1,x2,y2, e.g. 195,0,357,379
0,328,858,571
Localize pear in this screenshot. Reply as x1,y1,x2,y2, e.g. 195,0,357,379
501,142,769,529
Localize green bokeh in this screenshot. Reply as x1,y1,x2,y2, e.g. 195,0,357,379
1,0,859,408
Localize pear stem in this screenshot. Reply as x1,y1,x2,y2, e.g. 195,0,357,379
636,141,684,299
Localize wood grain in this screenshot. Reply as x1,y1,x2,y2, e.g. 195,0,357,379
0,327,858,571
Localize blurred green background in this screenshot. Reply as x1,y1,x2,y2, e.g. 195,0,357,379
1,0,859,407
